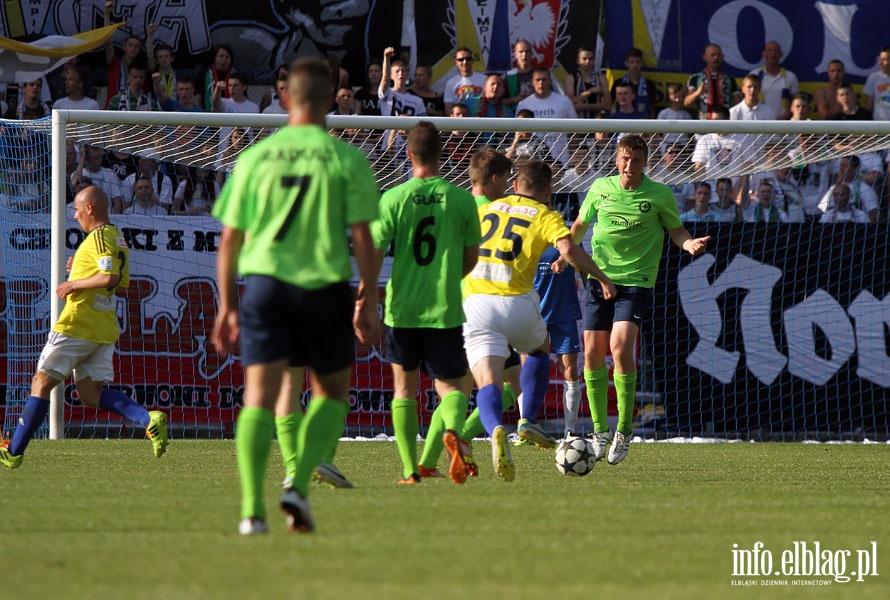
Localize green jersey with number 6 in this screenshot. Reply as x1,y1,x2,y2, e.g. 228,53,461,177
213,124,379,290
372,176,481,328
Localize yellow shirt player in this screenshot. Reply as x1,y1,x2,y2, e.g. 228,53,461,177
462,160,614,482
0,186,168,471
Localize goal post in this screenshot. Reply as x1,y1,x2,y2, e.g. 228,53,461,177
0,109,885,442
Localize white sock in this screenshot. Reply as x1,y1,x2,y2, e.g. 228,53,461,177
563,380,581,435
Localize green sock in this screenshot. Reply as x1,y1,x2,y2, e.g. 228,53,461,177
391,397,419,479
461,383,516,442
320,436,339,465
274,412,302,478
419,404,445,470
613,371,637,435
236,407,274,520
292,397,348,496
584,366,609,433
438,391,469,432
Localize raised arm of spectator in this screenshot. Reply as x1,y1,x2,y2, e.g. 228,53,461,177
152,72,169,105
146,23,157,73
211,80,226,112
379,46,395,98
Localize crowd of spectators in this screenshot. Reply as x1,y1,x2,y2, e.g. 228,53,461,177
1,6,888,224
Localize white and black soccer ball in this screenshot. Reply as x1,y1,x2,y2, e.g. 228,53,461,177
555,436,595,476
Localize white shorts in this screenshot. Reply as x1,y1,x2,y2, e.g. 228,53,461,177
37,331,115,383
463,291,547,369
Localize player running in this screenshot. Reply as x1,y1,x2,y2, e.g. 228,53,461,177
1,186,168,470
371,121,481,485
212,58,380,534
463,160,615,481
571,134,710,465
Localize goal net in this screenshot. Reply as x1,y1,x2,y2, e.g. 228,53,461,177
1,111,888,442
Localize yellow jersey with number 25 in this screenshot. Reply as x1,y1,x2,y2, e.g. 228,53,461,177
464,193,570,297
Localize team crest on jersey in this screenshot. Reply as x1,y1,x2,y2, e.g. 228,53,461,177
638,201,651,213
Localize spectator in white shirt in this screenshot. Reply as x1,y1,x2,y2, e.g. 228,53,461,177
124,177,168,215
750,41,799,119
516,68,578,165
121,156,175,213
817,155,879,223
443,47,487,114
53,65,99,111
820,183,870,223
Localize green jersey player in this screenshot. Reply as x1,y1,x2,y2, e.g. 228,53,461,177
571,134,710,465
212,58,380,535
371,121,481,485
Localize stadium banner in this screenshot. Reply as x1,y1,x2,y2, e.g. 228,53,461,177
3,216,888,435
604,0,886,107
412,1,602,95
0,0,405,88
0,215,564,433
652,222,890,436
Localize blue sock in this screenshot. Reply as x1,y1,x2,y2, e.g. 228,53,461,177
99,389,150,427
520,351,550,423
9,396,50,456
476,384,503,436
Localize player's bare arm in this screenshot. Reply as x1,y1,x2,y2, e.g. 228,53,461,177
668,226,710,256
555,236,616,299
462,244,479,277
211,225,243,354
351,221,381,345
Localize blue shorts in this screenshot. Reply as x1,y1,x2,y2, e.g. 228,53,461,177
386,326,468,380
547,321,581,355
239,276,354,375
582,280,653,331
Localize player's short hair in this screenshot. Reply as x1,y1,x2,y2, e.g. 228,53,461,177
791,92,809,104
407,121,441,165
666,82,684,95
531,67,550,78
695,181,712,192
743,73,762,86
469,147,512,185
625,47,644,60
577,46,592,56
616,134,649,160
515,160,552,195
836,81,855,93
516,108,535,119
288,57,333,111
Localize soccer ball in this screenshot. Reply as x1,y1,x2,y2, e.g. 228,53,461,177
555,436,595,477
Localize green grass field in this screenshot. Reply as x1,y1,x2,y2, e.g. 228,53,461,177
2,439,887,599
